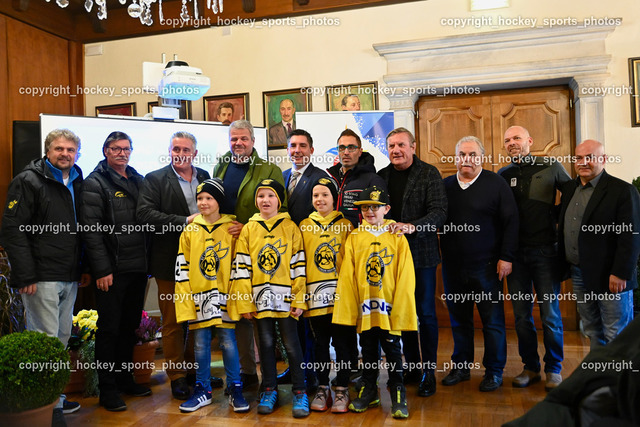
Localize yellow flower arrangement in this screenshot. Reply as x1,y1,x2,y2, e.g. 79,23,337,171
68,309,98,350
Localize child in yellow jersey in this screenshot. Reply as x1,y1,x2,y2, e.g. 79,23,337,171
234,179,310,418
174,178,249,413
299,177,354,413
332,186,417,419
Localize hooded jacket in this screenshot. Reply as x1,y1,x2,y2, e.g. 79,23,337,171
327,152,386,227
0,157,84,288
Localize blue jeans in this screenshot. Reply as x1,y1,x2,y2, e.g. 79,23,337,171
193,326,241,392
442,261,507,376
571,265,633,349
21,281,78,409
256,316,305,391
402,266,438,374
507,245,564,374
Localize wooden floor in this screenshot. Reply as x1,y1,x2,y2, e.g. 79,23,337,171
64,328,591,427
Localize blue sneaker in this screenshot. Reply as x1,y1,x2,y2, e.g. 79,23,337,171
62,399,81,414
292,390,310,418
257,388,278,414
179,383,212,413
228,382,250,412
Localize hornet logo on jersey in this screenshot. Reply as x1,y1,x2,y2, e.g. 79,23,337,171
314,238,341,274
199,241,230,280
366,248,393,289
258,239,288,278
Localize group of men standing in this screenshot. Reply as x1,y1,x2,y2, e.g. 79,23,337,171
1,119,638,424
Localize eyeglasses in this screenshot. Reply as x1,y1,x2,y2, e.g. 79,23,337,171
108,147,132,154
337,144,360,153
359,205,381,212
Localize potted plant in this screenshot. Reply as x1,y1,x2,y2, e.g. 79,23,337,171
132,311,160,384
65,309,99,396
0,330,70,426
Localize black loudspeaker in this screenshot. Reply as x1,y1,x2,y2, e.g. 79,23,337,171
12,121,41,178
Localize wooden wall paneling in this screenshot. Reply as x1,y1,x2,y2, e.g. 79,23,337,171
0,16,11,206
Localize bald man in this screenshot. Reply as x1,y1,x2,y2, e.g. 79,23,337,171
558,140,640,349
268,98,296,146
498,126,571,391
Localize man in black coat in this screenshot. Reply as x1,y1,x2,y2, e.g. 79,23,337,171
378,127,447,397
0,128,89,423
327,128,386,227
558,139,640,349
136,131,210,399
80,131,151,411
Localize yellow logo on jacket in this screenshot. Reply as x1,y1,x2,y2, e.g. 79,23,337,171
199,241,230,280
258,239,287,278
366,248,393,289
8,200,17,209
114,191,126,198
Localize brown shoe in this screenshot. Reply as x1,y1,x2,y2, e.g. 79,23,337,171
545,372,562,391
512,369,541,388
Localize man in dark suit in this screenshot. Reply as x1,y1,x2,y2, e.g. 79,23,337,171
280,128,327,389
559,139,640,349
283,129,328,225
136,131,210,400
378,127,447,397
269,98,295,146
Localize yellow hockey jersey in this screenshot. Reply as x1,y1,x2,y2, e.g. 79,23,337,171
175,214,239,330
332,219,417,334
300,211,352,317
234,212,306,319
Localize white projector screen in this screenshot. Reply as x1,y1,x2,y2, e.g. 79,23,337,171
40,114,268,176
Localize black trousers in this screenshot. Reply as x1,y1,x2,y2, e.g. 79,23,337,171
95,272,148,391
309,314,355,387
360,327,403,389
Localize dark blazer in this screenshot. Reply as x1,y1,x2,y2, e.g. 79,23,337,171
283,163,328,225
378,155,447,268
558,170,640,293
136,165,210,281
268,121,294,147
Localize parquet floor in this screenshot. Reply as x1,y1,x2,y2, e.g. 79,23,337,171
64,328,591,426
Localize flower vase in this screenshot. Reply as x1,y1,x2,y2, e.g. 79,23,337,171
132,340,159,384
63,350,85,393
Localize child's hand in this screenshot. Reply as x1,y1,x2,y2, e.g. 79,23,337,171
290,307,303,318
242,312,256,319
228,221,243,238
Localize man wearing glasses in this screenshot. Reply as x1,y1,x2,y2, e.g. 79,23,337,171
80,131,151,411
327,129,386,227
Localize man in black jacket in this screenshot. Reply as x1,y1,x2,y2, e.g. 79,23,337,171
0,128,89,424
327,129,386,227
137,131,210,399
559,139,640,349
378,127,447,397
80,131,151,411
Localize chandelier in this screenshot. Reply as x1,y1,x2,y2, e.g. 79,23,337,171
45,0,224,26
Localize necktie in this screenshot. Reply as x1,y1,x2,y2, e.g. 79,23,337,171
288,171,300,197
287,123,293,135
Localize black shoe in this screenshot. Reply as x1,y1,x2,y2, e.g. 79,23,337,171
276,367,291,384
171,377,190,400
119,382,152,397
52,408,67,427
479,374,503,392
61,399,81,414
390,385,409,419
418,372,436,397
403,369,422,385
210,376,224,388
241,372,259,388
348,382,380,412
186,372,196,387
99,391,127,411
441,369,470,386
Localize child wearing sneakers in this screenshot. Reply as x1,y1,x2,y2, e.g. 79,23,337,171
300,177,354,413
332,186,418,419
234,179,310,418
174,178,250,413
